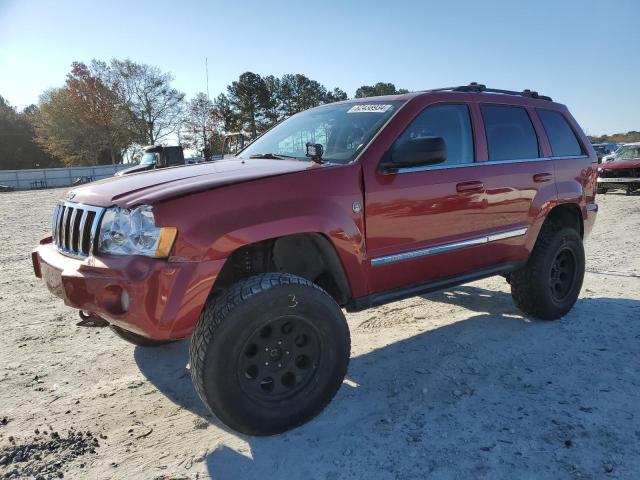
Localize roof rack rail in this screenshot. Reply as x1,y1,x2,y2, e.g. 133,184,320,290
424,82,552,101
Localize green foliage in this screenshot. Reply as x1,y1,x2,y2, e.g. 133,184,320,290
354,82,409,98
0,96,57,169
227,72,271,139
222,72,348,139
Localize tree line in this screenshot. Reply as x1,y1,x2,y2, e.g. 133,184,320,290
0,58,409,169
588,132,640,144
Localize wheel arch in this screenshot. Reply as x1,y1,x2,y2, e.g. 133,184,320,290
211,232,354,306
545,202,584,238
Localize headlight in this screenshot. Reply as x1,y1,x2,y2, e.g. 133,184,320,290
98,205,177,258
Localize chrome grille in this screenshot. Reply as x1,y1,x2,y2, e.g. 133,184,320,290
52,202,105,258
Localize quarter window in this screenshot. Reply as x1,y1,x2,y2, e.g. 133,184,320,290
481,105,539,161
394,104,474,166
537,110,583,157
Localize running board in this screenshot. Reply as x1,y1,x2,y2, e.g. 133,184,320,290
345,261,525,312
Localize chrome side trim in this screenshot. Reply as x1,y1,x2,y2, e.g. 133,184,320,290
487,227,528,242
371,227,528,267
392,155,589,175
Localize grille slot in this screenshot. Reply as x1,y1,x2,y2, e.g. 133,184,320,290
52,202,105,258
600,168,640,179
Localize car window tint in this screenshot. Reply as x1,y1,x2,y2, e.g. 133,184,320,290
481,105,539,161
395,104,474,166
538,110,583,157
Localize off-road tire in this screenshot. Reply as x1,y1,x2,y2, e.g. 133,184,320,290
189,273,351,436
510,223,585,320
110,325,175,347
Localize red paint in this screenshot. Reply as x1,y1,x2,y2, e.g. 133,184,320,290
32,90,597,340
598,159,640,170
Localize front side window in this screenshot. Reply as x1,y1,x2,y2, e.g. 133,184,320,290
481,105,539,161
239,101,405,164
393,103,474,166
538,110,583,157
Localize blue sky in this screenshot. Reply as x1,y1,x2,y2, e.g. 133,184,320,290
0,0,638,135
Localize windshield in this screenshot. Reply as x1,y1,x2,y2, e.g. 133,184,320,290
140,152,158,165
239,100,405,164
616,146,640,161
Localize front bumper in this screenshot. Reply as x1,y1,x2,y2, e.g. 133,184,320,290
598,177,640,188
32,238,224,340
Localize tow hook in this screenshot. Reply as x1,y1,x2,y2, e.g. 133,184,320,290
77,311,109,328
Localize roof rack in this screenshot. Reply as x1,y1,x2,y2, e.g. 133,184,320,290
424,82,552,101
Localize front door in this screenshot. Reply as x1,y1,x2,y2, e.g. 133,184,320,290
363,102,491,294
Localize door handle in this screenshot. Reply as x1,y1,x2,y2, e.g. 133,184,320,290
533,173,553,183
456,181,484,192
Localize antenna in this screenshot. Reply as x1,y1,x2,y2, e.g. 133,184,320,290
205,57,210,101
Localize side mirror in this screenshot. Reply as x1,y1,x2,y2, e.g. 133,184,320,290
381,136,446,172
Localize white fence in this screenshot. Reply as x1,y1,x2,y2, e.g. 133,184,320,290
0,164,131,190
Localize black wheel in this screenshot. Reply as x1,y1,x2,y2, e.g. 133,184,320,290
510,224,585,320
597,186,607,194
189,273,350,436
110,325,175,347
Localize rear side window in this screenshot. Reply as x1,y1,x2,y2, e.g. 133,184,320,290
481,105,539,161
537,110,583,157
395,104,474,166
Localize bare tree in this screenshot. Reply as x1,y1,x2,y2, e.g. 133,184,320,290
182,92,220,159
110,59,185,145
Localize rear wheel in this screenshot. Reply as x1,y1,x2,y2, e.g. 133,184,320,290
110,325,175,347
510,224,584,320
189,273,351,435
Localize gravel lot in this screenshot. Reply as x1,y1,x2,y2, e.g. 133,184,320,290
0,189,639,479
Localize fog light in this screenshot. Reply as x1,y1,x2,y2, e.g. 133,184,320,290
120,290,130,313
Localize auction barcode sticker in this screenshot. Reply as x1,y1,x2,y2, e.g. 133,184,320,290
347,104,392,113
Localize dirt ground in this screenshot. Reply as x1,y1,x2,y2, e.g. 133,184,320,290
0,188,639,480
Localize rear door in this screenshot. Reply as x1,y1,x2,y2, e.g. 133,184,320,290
469,102,557,262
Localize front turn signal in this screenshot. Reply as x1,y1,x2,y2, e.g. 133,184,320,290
155,227,178,258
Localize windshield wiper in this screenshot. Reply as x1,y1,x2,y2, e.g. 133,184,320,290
248,153,299,160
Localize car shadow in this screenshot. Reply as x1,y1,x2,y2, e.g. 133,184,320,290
134,287,640,479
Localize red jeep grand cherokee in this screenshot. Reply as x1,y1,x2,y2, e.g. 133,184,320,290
32,83,598,435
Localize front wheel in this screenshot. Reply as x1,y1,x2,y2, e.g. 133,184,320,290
189,273,351,435
510,225,585,320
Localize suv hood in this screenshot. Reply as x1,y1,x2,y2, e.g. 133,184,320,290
67,159,320,208
599,159,640,170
